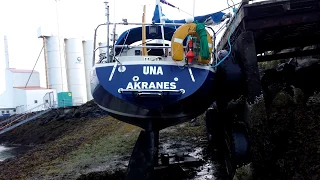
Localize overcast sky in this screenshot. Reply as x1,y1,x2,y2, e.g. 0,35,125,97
0,0,244,93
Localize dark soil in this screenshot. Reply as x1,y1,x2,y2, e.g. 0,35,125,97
0,101,108,145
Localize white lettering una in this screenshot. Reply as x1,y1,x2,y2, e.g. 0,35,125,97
126,82,176,90
143,66,163,75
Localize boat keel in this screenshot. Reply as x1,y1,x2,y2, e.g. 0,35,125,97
125,130,159,180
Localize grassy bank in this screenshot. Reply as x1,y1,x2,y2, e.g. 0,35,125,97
0,116,140,179
0,105,208,180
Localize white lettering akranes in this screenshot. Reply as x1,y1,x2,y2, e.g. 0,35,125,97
125,67,178,90
126,82,176,90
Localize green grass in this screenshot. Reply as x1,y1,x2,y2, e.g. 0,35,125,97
160,113,207,138
38,121,140,178
63,128,138,170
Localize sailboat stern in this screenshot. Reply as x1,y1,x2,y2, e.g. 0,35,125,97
91,62,216,129
94,63,213,108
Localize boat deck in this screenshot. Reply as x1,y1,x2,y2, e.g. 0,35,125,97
217,0,320,62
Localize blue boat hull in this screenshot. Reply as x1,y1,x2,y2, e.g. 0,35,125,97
91,63,216,130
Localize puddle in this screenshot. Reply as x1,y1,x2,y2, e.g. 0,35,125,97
158,137,219,180
0,145,32,162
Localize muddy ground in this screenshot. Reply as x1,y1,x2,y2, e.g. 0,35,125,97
0,102,215,180
0,59,319,180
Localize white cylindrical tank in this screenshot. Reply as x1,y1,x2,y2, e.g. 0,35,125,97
45,36,68,93
83,40,94,101
65,38,87,104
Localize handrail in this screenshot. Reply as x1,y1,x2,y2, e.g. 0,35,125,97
0,113,29,130
92,21,186,67
0,102,52,130
119,89,183,93
107,22,185,26
106,45,183,49
93,23,107,67
119,89,185,94
0,108,53,135
0,97,85,131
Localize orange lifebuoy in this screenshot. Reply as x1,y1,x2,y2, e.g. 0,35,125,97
171,23,213,64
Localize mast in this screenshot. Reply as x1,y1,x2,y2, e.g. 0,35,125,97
156,0,166,53
4,35,9,69
104,1,110,62
112,0,117,57
43,37,49,88
142,5,148,56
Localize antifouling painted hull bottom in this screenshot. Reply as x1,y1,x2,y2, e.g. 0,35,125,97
92,78,215,130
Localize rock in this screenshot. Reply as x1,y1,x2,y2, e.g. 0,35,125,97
306,93,320,107
190,118,200,127
56,115,66,121
292,87,304,105
235,163,253,180
296,58,320,70
271,92,294,108
74,111,81,118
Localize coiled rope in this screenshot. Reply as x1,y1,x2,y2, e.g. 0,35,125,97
194,21,210,60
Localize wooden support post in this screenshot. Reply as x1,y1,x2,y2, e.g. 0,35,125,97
234,31,263,105
234,31,272,178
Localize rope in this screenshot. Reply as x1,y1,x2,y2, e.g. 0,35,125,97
25,46,44,88
194,21,210,60
211,7,238,68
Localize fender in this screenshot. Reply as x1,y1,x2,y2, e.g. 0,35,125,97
171,23,213,64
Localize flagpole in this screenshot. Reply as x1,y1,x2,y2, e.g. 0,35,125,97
192,0,195,17
104,1,110,62
156,0,166,54
161,0,193,16
142,5,148,56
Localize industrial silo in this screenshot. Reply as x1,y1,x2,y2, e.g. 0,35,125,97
82,40,94,101
45,36,68,93
65,38,87,105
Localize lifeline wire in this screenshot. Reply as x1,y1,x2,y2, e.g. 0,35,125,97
211,7,238,68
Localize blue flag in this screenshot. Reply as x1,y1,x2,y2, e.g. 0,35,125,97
152,5,226,25
160,0,176,8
